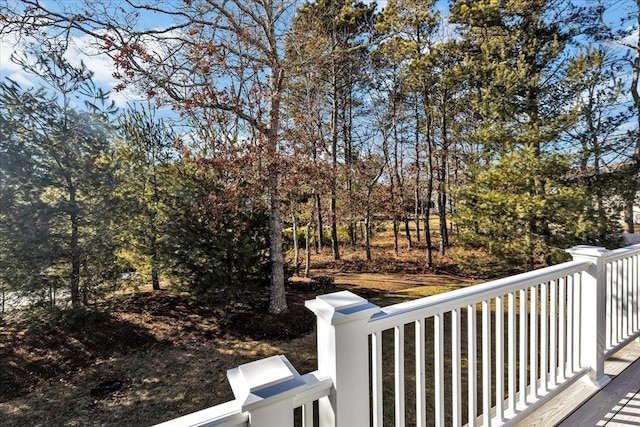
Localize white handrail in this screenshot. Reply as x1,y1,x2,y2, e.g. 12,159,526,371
368,260,590,333
153,401,247,427
603,243,640,263
152,370,331,427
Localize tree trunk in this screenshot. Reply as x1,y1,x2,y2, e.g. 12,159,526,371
292,211,300,276
348,223,356,248
69,183,81,309
628,2,640,233
625,198,635,234
415,192,421,243
268,172,287,314
330,59,340,261
424,198,433,269
330,190,340,260
439,91,449,253
150,226,160,290
414,102,421,242
438,189,448,255
49,282,54,308
404,217,412,250
393,219,399,257
305,219,311,278
267,68,287,314
345,85,356,249
316,192,323,253
150,161,161,291
365,206,372,261
306,194,317,277
424,112,434,269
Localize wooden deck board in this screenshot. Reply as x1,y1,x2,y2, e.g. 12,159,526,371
516,341,640,427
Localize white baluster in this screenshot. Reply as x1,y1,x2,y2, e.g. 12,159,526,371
435,314,444,426
452,308,462,427
395,323,405,427
416,319,426,427
468,304,477,427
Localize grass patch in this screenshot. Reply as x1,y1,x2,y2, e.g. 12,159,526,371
397,283,467,298
2,217,507,426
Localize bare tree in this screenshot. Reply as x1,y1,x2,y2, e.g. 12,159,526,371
2,0,295,312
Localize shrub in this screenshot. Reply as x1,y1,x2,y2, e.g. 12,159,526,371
163,207,271,303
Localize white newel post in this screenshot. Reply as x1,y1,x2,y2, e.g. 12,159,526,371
305,291,380,427
566,245,611,388
227,355,306,427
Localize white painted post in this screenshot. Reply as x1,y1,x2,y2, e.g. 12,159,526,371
227,355,305,427
305,290,380,427
566,245,612,388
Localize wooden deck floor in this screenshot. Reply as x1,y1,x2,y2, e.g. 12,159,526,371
517,341,640,426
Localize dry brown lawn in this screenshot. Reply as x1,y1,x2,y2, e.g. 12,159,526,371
0,224,488,427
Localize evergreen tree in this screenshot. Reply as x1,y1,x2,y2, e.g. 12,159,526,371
451,0,598,267
0,48,117,309
563,48,629,247
160,158,271,303
115,105,177,290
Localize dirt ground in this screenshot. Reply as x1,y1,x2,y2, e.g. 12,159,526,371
0,254,476,427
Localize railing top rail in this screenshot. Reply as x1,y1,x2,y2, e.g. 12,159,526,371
292,371,332,407
152,371,331,427
605,243,640,263
368,259,590,333
152,400,247,427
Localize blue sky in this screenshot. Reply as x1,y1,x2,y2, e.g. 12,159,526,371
0,0,638,109
0,0,171,107
0,28,141,107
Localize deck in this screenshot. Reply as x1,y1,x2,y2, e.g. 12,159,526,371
519,340,640,426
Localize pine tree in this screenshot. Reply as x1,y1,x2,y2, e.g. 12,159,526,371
288,0,376,260
114,105,177,291
0,48,118,309
451,0,596,267
563,48,630,246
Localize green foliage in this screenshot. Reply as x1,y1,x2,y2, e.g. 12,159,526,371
456,147,620,267
163,202,271,303
145,158,272,303
112,105,177,290
448,0,620,267
0,49,119,310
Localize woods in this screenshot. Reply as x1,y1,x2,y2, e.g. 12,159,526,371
1,0,639,315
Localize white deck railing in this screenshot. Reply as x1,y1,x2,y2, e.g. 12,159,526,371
153,244,640,427
604,245,640,356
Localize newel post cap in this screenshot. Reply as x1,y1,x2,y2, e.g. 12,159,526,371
566,245,609,258
227,355,305,412
305,290,380,325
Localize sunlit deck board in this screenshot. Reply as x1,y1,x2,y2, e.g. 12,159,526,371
516,341,640,427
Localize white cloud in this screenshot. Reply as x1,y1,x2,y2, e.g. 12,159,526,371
0,30,142,107
618,27,639,48
0,32,36,87
6,71,35,87
63,33,145,107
